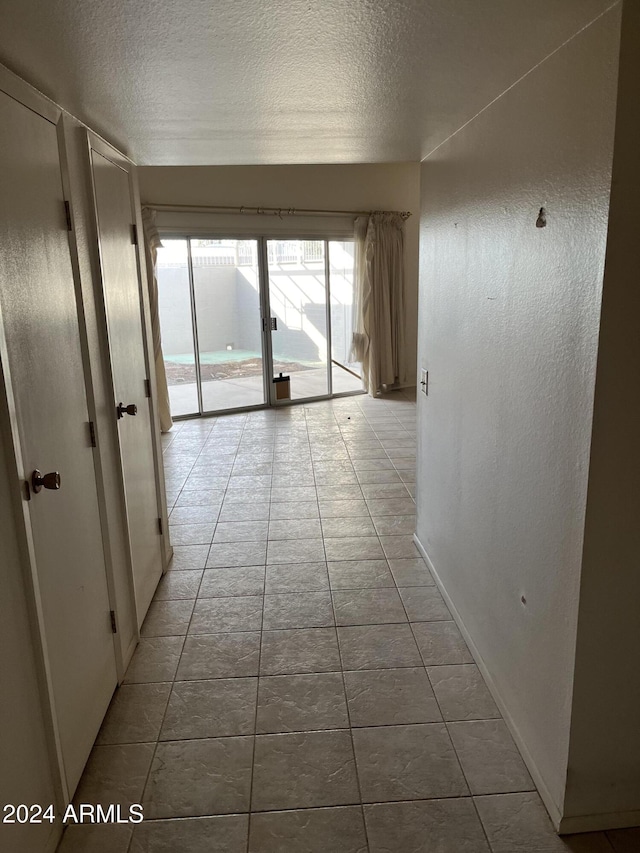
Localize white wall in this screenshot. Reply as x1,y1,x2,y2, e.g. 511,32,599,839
416,4,621,822
564,0,640,829
138,163,421,385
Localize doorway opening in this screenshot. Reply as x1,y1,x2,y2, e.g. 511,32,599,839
157,236,363,417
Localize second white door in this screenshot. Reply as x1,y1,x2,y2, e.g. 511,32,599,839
89,143,164,625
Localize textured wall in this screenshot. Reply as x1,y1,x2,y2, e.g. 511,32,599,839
416,5,620,818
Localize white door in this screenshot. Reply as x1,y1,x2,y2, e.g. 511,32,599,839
0,93,117,795
89,146,163,624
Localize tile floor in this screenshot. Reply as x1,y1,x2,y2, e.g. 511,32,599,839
58,391,639,852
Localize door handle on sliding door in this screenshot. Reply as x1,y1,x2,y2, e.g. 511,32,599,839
262,317,277,331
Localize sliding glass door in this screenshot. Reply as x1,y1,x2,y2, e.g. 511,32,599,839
156,239,199,417
157,234,362,417
329,240,362,394
266,239,329,401
158,238,265,416
191,239,265,412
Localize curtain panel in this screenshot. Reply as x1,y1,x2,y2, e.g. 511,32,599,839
352,212,406,395
141,207,173,432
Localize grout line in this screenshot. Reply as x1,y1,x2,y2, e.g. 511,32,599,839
245,409,274,851
327,397,372,852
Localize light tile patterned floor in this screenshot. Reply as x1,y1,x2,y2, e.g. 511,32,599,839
58,392,638,852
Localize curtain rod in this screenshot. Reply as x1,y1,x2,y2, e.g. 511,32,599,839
144,202,411,219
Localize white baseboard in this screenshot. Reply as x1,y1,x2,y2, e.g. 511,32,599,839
412,533,564,831
559,809,640,835
413,535,640,835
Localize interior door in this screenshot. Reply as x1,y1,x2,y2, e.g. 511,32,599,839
90,146,163,625
266,239,330,401
0,93,117,794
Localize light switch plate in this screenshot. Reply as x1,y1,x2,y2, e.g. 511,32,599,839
420,368,428,395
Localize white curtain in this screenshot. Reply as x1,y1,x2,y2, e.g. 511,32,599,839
141,208,173,432
352,212,406,395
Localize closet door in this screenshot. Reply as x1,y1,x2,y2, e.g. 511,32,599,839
0,92,117,795
89,142,164,625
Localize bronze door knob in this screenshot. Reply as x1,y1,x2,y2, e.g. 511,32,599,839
117,402,138,419
32,470,61,494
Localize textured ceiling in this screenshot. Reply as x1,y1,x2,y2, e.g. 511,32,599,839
0,0,616,165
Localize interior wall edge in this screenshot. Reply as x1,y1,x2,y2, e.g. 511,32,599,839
563,0,640,822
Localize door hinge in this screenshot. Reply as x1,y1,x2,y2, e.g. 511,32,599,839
144,378,151,398
109,610,117,634
88,421,97,447
131,223,138,245
64,200,72,231
157,517,164,535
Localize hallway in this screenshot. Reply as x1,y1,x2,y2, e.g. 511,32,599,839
59,393,633,852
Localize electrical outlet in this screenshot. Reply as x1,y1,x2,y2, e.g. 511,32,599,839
420,368,428,395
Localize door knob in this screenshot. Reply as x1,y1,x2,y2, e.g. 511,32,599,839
32,470,61,494
117,402,138,419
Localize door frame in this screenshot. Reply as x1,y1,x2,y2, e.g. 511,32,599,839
158,232,365,419
84,132,172,617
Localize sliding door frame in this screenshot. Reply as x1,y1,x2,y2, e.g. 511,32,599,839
325,240,334,399
159,231,364,419
264,235,333,406
185,237,205,415
258,236,276,407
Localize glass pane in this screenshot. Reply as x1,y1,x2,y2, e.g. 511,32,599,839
267,239,329,401
156,238,199,417
191,239,264,412
329,240,362,393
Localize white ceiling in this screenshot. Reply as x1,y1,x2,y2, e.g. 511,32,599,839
0,0,615,165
